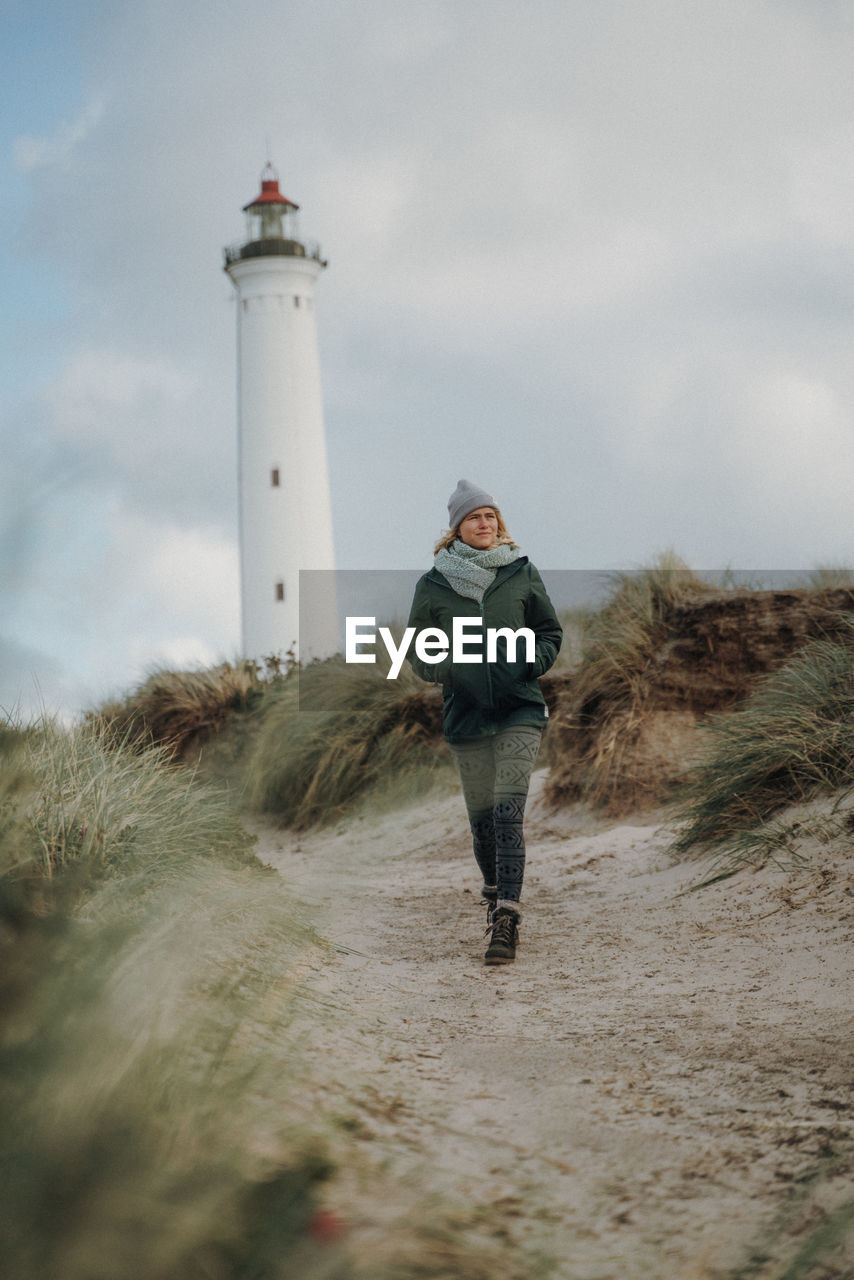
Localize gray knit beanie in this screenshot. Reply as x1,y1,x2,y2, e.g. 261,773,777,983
447,478,498,529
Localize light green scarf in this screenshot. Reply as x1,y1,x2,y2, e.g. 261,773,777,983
434,540,522,603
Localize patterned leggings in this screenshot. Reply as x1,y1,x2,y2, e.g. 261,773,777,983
448,725,543,910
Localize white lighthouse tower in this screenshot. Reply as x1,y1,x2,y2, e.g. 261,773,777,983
224,163,336,662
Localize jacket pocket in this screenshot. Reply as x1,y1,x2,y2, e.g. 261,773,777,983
490,658,536,710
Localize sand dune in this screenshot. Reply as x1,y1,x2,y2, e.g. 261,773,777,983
257,772,854,1278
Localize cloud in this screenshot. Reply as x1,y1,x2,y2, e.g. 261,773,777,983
49,348,196,433
787,126,854,246
72,506,241,666
739,372,854,505
14,97,105,171
93,513,241,692
38,344,234,527
5,0,854,715
131,517,240,634
3,485,240,715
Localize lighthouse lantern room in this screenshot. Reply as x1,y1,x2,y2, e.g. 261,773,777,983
224,163,336,662
242,165,300,248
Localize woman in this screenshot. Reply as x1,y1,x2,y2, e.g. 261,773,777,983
407,479,563,965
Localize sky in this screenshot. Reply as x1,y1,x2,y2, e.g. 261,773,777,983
2,0,854,719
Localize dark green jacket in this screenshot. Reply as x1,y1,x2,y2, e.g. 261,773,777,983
406,557,563,743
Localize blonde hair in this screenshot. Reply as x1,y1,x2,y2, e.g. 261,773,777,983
433,507,517,555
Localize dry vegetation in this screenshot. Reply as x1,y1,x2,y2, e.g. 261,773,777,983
0,724,343,1280
89,660,267,760
245,659,573,829
542,559,854,815
83,567,854,842
80,561,854,849
672,620,854,867
2,720,538,1279
88,653,571,831
4,559,854,1275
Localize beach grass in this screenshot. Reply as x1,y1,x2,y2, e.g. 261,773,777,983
0,712,548,1278
246,657,452,829
89,659,271,760
0,720,344,1280
672,621,854,865
569,552,712,716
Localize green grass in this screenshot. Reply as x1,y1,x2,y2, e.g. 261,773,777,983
672,621,854,865
723,1138,854,1280
0,873,338,1280
771,1195,854,1280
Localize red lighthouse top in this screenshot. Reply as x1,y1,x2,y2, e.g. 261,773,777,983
242,162,299,212
224,160,325,269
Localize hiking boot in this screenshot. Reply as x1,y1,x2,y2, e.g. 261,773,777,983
485,907,519,965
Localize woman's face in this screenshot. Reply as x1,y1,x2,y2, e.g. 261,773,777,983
458,507,499,550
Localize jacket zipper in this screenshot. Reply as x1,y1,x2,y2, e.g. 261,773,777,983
479,598,497,734
433,562,526,736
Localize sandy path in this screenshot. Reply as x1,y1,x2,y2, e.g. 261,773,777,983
257,774,854,1278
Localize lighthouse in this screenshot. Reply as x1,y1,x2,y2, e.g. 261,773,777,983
224,163,336,662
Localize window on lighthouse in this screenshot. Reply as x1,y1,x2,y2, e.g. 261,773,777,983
259,205,284,239
275,581,285,602
271,468,280,487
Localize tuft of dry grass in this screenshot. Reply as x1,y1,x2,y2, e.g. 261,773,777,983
89,660,269,761
543,553,713,809
672,620,854,865
551,605,594,673
569,552,713,716
543,560,854,815
15,720,253,885
247,658,450,828
0,718,345,1280
799,565,854,591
